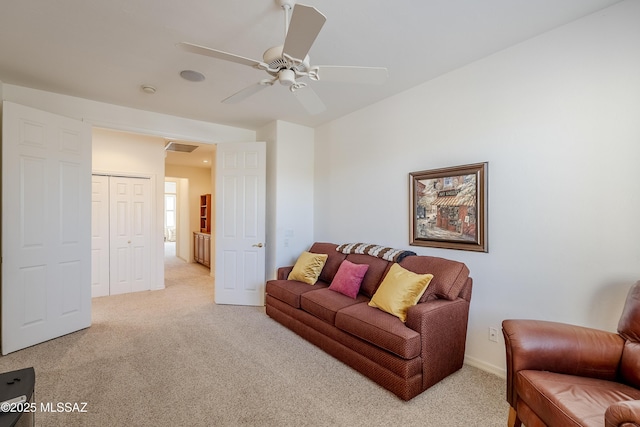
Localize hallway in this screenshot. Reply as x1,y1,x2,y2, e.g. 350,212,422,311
164,241,213,291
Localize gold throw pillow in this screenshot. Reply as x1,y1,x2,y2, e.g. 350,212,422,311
368,263,433,322
287,251,328,285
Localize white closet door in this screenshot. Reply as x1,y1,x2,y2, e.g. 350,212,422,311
2,102,91,355
109,176,151,295
91,175,110,297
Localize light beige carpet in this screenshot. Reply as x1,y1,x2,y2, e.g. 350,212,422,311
0,252,509,426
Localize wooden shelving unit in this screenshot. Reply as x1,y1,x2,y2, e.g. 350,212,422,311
199,194,211,233
195,193,212,268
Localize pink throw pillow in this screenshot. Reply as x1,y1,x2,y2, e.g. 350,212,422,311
329,260,369,299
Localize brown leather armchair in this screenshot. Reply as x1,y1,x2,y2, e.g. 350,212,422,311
502,280,640,427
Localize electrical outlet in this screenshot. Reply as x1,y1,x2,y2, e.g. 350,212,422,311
489,327,499,343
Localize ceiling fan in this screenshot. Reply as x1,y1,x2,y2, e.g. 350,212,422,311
178,0,388,114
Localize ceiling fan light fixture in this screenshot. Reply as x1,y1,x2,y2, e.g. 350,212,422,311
180,69,205,82
278,69,296,86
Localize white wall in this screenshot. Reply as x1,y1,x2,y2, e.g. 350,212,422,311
164,176,191,262
177,178,190,262
259,120,315,279
314,0,640,375
258,121,279,279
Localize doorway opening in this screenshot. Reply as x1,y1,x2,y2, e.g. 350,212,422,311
91,127,214,299
164,141,214,273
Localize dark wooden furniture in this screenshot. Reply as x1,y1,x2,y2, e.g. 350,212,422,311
193,232,211,267
0,367,35,427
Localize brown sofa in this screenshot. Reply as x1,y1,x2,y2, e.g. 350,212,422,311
265,242,473,400
502,280,640,427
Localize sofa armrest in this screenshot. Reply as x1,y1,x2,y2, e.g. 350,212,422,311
277,266,294,280
405,298,470,389
502,319,624,407
605,400,640,427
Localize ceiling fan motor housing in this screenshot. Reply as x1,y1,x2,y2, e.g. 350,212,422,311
263,46,287,69
263,45,310,76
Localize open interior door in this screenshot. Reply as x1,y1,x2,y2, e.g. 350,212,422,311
2,102,92,355
215,142,266,306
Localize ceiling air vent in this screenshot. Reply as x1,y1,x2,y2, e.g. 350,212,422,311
165,141,198,153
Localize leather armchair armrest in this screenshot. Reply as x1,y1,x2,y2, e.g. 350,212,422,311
605,400,640,427
502,319,624,375
277,266,294,280
502,319,624,406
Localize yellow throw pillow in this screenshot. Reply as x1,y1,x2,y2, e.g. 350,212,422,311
368,263,433,322
288,251,329,285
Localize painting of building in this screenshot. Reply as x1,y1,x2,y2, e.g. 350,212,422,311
415,173,477,242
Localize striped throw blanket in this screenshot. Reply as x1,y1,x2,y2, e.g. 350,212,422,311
336,243,416,263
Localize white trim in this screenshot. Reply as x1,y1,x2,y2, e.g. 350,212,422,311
86,118,218,145
464,355,506,379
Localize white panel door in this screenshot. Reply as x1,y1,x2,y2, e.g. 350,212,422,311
109,176,151,295
215,142,266,306
91,175,110,297
2,102,92,355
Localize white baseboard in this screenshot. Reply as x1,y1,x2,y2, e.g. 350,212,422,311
464,355,507,379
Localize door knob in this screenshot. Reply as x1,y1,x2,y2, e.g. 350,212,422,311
252,243,264,248
128,240,131,244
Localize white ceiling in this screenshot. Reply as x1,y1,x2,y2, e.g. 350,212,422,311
0,0,622,131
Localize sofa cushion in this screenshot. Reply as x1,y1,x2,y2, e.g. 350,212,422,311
516,370,640,427
335,302,421,359
368,263,433,322
328,260,369,299
287,251,328,285
399,255,469,301
301,288,369,325
345,254,391,298
309,242,346,284
266,279,329,309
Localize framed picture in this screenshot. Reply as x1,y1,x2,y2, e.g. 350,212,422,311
409,162,488,252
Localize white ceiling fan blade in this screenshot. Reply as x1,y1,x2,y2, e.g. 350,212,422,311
293,86,326,115
282,4,326,61
316,66,389,85
222,81,273,104
178,42,263,68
